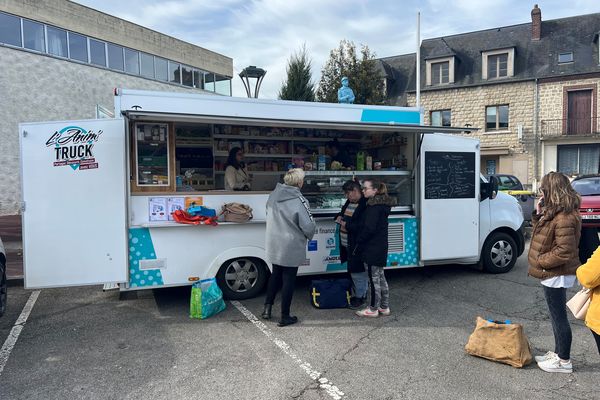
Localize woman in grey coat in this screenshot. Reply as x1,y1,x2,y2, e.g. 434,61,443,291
262,168,316,326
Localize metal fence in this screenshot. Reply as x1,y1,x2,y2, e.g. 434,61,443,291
541,117,600,137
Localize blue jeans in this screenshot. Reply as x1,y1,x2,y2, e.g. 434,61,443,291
350,271,368,299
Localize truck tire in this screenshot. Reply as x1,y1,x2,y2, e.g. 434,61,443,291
216,257,268,300
481,232,517,274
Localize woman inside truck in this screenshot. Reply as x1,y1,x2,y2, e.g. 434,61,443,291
224,147,251,191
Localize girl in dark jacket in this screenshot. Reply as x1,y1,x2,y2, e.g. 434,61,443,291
354,179,395,318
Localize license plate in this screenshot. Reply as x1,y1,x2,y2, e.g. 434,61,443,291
581,214,600,219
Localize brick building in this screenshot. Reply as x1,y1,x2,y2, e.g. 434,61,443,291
0,0,233,215
379,5,600,189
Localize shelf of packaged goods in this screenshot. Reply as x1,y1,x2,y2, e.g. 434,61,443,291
214,152,294,158
213,134,362,143
304,170,411,176
215,171,283,175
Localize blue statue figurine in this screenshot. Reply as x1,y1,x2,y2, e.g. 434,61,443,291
337,76,355,104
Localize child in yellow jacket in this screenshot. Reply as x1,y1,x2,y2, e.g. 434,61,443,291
576,245,600,355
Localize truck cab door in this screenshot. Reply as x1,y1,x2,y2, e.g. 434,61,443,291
20,119,127,288
419,134,480,261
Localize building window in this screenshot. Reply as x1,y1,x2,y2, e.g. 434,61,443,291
558,52,573,63
205,73,215,92
558,144,600,175
46,26,67,57
181,65,193,87
431,61,449,85
486,105,509,131
169,61,181,84
140,52,154,78
482,48,514,80
68,32,88,62
155,57,168,81
89,39,106,67
107,43,124,70
431,110,451,127
215,74,232,95
193,70,205,89
487,53,508,79
0,12,22,47
0,11,232,94
124,48,139,74
23,19,45,52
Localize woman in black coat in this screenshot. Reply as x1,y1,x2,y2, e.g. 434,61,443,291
335,180,368,308
354,179,395,318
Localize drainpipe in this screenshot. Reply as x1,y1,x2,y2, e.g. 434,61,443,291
533,78,539,191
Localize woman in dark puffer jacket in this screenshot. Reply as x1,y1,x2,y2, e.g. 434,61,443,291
528,171,581,373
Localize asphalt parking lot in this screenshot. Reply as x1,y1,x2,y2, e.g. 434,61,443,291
1,250,599,400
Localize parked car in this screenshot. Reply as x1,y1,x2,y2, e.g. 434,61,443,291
571,175,600,263
0,236,6,317
489,174,524,191
487,174,533,222
571,175,600,227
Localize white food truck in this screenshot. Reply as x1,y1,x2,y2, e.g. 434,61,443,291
20,89,524,299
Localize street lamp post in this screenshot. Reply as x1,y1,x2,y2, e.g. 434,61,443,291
239,66,266,98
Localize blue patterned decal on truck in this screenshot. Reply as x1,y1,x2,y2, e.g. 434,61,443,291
387,218,419,267
128,228,164,287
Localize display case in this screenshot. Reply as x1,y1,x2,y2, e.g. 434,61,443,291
301,170,413,214
131,122,176,192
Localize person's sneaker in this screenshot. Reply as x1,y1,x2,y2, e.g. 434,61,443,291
348,297,365,310
534,351,557,363
378,307,391,316
537,357,573,373
355,308,379,318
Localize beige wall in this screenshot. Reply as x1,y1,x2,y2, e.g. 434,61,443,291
406,81,536,186
0,0,233,77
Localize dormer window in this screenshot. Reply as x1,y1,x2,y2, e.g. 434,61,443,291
426,56,455,86
482,48,515,80
558,52,573,63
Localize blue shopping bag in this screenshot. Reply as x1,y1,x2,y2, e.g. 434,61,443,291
190,278,226,319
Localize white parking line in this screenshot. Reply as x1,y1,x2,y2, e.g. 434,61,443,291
231,301,345,400
0,290,41,376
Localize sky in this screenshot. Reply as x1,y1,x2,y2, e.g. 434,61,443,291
72,0,599,99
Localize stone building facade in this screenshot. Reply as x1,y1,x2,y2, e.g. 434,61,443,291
0,0,234,215
405,81,536,186
379,6,600,189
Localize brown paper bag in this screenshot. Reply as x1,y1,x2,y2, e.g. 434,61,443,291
465,316,532,368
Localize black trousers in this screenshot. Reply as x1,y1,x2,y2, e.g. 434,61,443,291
592,329,600,355
264,264,298,317
543,286,572,360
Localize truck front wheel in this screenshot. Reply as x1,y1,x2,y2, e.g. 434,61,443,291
481,232,517,274
216,257,268,300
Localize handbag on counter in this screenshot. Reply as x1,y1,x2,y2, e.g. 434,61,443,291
220,203,253,223
566,287,591,320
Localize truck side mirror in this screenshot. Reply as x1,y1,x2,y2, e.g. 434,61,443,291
488,176,499,200
481,176,499,201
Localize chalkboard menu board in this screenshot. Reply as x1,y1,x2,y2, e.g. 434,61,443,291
424,151,476,199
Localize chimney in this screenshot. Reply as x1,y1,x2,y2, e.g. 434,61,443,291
531,4,542,41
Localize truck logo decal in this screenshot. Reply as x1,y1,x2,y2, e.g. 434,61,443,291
46,126,102,171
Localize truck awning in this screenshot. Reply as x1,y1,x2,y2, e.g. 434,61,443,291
124,111,478,134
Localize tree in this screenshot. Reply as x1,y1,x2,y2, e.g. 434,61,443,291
316,39,386,105
278,45,315,102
